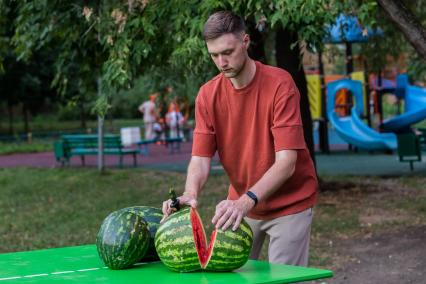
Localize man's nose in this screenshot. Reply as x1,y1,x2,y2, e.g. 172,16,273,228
218,55,228,68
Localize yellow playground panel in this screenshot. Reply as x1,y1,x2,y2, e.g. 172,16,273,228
307,72,367,119
350,71,368,113
306,74,322,119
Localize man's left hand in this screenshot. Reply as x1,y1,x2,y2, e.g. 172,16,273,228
211,195,255,231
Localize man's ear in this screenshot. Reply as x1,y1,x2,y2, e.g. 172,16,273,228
242,33,250,49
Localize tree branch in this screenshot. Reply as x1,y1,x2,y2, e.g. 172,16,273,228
377,0,426,59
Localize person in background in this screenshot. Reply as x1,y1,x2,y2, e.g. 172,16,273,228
165,101,185,139
153,118,166,143
138,93,158,140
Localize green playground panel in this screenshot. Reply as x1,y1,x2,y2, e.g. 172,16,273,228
0,245,333,283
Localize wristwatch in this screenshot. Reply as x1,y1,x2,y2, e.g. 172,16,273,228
245,191,258,206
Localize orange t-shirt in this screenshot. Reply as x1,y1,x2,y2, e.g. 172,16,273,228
192,61,318,220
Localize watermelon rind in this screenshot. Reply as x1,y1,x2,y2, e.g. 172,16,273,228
154,208,202,272
96,209,150,269
205,219,253,271
117,206,163,261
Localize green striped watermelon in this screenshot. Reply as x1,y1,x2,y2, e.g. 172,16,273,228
155,207,253,272
120,206,163,261
96,209,150,269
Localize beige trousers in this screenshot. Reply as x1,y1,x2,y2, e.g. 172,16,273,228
245,207,313,266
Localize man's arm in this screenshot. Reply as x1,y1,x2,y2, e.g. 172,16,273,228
162,155,211,217
212,149,297,231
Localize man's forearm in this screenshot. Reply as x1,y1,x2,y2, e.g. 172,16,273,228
245,150,297,204
184,156,211,198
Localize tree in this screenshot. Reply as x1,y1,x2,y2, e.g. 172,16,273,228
0,1,57,135
377,0,426,59
5,0,410,167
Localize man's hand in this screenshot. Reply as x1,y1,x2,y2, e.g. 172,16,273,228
161,193,198,222
212,195,255,231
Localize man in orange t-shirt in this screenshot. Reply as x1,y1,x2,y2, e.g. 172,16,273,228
162,11,318,266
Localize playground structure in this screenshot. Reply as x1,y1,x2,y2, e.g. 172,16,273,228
306,13,426,157
380,84,426,133
326,79,397,151
307,73,426,152
307,71,426,170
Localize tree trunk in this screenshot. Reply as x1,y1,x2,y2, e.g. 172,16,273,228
23,102,29,134
79,99,87,129
8,103,14,135
377,0,426,59
275,27,316,166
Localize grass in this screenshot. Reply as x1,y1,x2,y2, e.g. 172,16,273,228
0,168,425,270
0,118,143,136
0,139,54,155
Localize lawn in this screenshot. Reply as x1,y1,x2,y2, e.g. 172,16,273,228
1,167,425,270
0,139,53,155
0,118,143,136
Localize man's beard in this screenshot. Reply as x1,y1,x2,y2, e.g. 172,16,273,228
221,57,247,78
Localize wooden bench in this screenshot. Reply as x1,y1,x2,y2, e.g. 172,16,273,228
54,134,139,167
137,137,183,155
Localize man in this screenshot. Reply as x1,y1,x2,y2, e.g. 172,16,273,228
138,93,158,140
162,11,318,266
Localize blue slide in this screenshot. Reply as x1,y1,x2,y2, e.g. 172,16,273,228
380,85,426,132
327,79,397,150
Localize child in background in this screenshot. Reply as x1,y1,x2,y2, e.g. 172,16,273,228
165,102,185,139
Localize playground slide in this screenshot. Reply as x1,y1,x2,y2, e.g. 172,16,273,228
381,85,426,132
329,109,397,150
327,79,397,150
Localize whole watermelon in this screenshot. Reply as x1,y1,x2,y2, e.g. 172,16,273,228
120,206,163,261
96,209,150,269
155,207,253,272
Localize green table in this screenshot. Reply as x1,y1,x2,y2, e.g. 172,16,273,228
0,245,333,283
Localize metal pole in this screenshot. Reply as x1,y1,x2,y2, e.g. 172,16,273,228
318,50,330,153
345,42,354,75
363,60,372,127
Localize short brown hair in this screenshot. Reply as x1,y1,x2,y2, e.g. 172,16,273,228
203,11,246,40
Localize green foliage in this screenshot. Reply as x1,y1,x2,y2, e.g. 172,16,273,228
3,0,424,119
355,0,426,81
408,52,426,84
3,0,344,117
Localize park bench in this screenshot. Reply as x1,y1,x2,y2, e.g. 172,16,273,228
54,134,139,167
137,137,183,155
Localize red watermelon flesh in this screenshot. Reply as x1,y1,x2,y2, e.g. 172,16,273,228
190,208,228,268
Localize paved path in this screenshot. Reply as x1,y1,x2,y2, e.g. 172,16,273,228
0,143,194,169
1,142,425,176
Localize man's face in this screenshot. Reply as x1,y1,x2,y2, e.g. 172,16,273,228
206,33,250,78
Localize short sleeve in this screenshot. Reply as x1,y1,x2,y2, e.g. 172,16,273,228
271,80,305,151
192,90,217,157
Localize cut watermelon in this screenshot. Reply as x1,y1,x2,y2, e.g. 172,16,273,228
155,207,253,272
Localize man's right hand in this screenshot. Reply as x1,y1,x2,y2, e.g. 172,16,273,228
161,193,198,222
